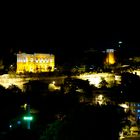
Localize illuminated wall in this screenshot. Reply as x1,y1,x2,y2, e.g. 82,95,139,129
105,49,115,65
16,53,55,73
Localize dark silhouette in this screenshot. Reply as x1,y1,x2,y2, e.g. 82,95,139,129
41,104,124,140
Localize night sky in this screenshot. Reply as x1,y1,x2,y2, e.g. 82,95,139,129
1,2,139,59
1,10,140,65
0,36,140,65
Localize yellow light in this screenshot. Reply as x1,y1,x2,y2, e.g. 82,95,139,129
105,49,115,65
98,94,103,100
24,103,27,110
16,53,55,73
96,94,104,105
119,104,129,109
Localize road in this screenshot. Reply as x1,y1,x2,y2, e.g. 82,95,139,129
122,136,140,140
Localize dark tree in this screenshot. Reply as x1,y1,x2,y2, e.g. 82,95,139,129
41,104,124,140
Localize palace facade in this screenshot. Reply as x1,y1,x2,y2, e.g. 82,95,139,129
16,53,55,73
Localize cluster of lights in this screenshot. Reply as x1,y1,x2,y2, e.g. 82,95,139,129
17,58,52,63
106,49,114,53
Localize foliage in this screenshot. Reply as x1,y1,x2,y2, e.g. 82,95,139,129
121,72,140,101
0,84,23,131
99,77,108,88
40,104,124,140
62,77,93,102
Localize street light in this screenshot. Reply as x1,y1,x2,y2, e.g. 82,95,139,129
23,105,33,129
118,41,123,47
23,116,33,121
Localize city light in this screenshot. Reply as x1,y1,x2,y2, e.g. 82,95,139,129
105,49,115,64
119,104,129,109
118,41,122,44
24,103,27,110
78,73,115,88
118,41,123,48
9,125,12,128
96,94,104,105
16,53,55,73
23,116,33,121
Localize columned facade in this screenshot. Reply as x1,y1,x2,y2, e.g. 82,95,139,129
16,53,55,73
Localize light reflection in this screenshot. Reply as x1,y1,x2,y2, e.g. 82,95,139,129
77,73,115,88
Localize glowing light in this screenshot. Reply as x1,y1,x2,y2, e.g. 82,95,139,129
48,81,60,91
9,125,12,128
118,41,122,44
89,77,101,87
77,73,114,88
96,94,104,105
16,53,55,73
105,49,115,65
24,103,27,110
98,95,103,100
133,70,140,76
17,121,21,125
23,116,33,121
119,104,129,109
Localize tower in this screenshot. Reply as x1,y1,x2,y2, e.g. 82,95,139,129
105,49,115,65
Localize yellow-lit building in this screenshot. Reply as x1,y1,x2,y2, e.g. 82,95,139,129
16,53,55,73
104,49,115,65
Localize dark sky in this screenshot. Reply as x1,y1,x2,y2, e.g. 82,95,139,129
1,7,140,63
0,37,139,64
13,37,139,52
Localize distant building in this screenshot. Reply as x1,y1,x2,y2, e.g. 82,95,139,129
16,53,55,73
104,49,115,65
0,59,4,71
128,102,140,120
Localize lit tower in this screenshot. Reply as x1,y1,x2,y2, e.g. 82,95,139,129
105,49,115,65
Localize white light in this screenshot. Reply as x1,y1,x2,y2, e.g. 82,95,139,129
45,59,48,63
106,49,114,53
87,76,101,87
118,41,122,44
98,95,103,100
9,125,12,128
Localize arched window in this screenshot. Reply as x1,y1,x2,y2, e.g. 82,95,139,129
45,58,48,63
36,58,38,63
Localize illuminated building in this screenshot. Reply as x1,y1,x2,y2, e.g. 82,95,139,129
16,53,55,73
104,49,115,65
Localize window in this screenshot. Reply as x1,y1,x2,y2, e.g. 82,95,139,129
50,59,53,62
17,58,20,62
23,58,26,62
36,58,38,63
43,58,45,63
40,58,43,63
45,58,48,63
30,58,33,62
19,58,22,62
